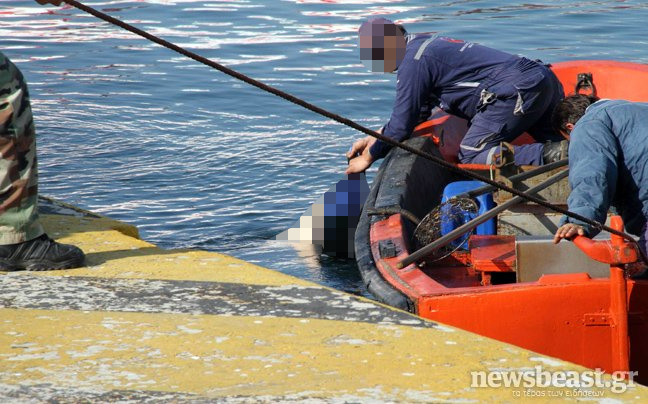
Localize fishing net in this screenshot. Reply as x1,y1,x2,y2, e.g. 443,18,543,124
412,197,479,262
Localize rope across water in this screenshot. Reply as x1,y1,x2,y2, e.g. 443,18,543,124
56,0,640,248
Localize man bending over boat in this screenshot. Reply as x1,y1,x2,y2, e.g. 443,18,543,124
0,51,85,271
552,94,648,258
346,18,566,174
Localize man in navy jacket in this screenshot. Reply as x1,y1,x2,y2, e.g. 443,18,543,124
553,95,648,256
347,18,565,174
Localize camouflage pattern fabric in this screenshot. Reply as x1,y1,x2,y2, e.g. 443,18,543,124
0,52,44,244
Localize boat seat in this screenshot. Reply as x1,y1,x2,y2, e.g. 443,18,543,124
469,235,516,272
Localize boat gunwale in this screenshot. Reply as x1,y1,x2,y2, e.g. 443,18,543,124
356,59,648,308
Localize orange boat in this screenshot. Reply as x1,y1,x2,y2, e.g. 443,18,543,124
355,60,648,383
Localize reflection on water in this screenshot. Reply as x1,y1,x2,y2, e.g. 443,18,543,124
2,0,648,296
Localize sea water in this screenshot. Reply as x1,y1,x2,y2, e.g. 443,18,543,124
2,0,648,295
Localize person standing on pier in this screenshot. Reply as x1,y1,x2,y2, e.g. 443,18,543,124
0,51,85,271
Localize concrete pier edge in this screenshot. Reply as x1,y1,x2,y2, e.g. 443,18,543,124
0,197,645,402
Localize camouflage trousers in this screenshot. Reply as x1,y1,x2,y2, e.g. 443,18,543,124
0,52,44,244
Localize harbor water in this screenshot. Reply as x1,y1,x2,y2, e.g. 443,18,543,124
3,0,648,295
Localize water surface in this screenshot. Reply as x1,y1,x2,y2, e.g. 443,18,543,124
2,0,648,294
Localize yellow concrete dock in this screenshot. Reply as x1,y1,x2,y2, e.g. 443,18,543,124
1,197,647,402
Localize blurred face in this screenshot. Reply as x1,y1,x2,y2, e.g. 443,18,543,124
358,20,406,73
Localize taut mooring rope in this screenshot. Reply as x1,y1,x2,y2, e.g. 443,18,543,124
55,0,643,250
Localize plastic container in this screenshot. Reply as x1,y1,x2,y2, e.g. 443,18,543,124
440,181,496,249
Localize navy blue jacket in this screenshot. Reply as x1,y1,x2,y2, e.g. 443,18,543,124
564,100,648,236
370,35,523,159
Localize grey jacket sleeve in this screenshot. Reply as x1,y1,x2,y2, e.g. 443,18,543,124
562,113,618,237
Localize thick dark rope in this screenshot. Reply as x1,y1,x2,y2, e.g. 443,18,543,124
58,0,640,248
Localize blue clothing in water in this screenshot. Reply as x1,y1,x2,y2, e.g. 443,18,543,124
563,100,648,246
369,35,564,165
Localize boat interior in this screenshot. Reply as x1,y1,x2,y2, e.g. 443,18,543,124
370,60,648,291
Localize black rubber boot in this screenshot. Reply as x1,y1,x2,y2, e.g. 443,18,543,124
542,140,569,164
0,234,85,271
629,262,648,280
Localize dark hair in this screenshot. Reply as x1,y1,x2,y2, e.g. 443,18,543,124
551,94,600,134
395,24,407,37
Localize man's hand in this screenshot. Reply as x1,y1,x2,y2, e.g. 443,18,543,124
553,223,586,244
345,135,376,174
346,135,374,160
35,0,65,6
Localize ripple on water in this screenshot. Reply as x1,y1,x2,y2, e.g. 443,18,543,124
4,0,648,296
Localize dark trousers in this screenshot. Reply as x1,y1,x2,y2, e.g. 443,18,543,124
458,63,564,166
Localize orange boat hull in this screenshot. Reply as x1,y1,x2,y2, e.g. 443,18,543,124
357,60,648,383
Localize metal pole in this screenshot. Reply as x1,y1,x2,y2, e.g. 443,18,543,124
462,158,568,199
608,217,630,373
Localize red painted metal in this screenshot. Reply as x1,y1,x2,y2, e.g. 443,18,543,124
572,218,639,266
469,235,516,272
610,217,631,373
552,60,648,100
373,214,647,377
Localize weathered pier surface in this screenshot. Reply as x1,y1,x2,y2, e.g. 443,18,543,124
0,198,646,402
